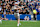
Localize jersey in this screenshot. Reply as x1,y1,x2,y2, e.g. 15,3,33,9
13,6,20,19
25,16,29,19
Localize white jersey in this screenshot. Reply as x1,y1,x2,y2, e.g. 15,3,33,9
38,8,40,11
13,6,20,18
13,6,19,13
0,7,2,11
25,16,29,19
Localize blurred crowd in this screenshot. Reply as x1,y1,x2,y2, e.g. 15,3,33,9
0,0,40,15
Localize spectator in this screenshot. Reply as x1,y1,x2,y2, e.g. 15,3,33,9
0,0,40,19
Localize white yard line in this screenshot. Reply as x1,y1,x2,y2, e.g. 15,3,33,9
20,20,38,22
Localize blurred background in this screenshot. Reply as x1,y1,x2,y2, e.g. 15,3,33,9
0,0,40,20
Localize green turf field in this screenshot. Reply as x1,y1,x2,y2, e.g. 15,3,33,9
0,20,40,27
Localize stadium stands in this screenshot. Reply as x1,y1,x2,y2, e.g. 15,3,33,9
0,0,40,20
